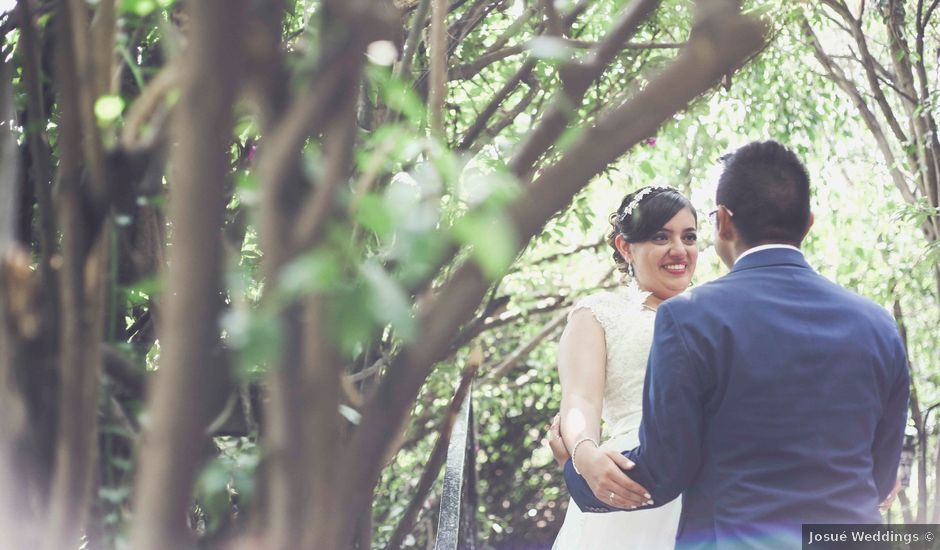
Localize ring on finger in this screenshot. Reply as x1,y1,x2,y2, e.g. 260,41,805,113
608,492,616,501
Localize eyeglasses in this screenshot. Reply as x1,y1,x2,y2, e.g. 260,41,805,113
708,205,734,226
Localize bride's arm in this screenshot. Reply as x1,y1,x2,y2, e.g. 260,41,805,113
558,309,651,510
557,309,605,460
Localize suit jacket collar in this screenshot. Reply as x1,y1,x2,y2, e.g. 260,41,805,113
730,247,811,273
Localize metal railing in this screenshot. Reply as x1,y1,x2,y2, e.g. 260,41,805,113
434,385,478,550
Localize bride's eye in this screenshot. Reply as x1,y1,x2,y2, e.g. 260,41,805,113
651,232,668,243
683,232,697,244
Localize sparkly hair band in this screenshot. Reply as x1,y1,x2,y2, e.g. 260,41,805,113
617,185,676,223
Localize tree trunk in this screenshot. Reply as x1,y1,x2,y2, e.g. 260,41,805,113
130,1,244,548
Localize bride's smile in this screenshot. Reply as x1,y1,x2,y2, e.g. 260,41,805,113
661,263,689,275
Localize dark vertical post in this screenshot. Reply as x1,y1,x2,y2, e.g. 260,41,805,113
434,384,473,550
458,400,478,549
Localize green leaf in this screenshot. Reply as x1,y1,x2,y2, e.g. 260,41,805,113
195,459,233,535
110,456,133,471
384,173,442,234
221,309,283,380
367,65,426,124
277,250,343,297
356,193,394,237
458,168,520,208
361,260,416,341
198,461,230,495
99,486,131,504
453,209,518,279
327,284,375,357
236,171,259,191
527,36,575,62
393,232,446,285
430,145,463,190
123,276,161,298
94,95,125,124
120,0,156,16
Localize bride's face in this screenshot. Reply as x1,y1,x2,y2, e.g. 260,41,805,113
623,207,699,301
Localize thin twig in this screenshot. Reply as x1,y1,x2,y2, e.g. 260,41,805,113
513,238,605,272
396,0,432,81
429,0,447,136
482,309,568,382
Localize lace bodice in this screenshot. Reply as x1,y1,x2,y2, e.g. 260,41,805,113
568,285,657,439
554,286,681,549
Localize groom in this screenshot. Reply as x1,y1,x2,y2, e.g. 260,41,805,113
564,140,909,549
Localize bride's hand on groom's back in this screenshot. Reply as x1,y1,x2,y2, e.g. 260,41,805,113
879,477,902,513
546,414,571,467
575,445,653,509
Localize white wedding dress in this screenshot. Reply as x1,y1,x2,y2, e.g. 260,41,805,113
552,285,682,549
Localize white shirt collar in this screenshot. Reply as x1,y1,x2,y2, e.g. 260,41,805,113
734,244,803,265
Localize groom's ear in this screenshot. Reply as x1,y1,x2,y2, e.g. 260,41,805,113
717,208,736,242
801,211,815,240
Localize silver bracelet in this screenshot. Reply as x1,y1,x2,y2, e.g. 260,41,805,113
571,437,598,475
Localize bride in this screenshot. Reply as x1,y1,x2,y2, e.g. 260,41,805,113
549,185,699,549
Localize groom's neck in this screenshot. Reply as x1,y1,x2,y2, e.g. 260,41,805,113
730,240,802,264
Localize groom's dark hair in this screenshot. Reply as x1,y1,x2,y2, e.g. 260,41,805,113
716,140,811,246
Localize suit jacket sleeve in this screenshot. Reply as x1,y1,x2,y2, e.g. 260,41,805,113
871,337,910,501
563,301,707,512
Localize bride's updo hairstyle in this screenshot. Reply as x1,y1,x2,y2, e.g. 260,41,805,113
607,186,696,275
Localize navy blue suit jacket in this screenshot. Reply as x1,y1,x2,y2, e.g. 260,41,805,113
564,248,909,549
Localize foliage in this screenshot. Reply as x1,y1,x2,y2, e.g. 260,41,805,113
0,0,934,549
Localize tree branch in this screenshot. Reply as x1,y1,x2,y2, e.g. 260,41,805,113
297,295,345,548
16,0,56,276
43,0,112,545
507,0,664,179
821,1,910,147
290,69,361,255
63,0,110,202
913,0,940,213
121,62,180,150
130,1,244,548
482,309,568,382
513,239,605,272
540,0,563,37
429,0,447,136
395,0,431,81
886,0,940,228
925,0,940,28
804,19,919,207
343,5,765,545
482,79,539,141
457,60,536,150
448,40,686,82
481,3,538,56
0,49,33,550
446,0,491,55
89,0,117,95
449,44,526,80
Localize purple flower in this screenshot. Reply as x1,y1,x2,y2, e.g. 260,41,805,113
644,137,657,147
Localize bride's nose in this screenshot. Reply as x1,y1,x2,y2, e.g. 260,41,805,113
668,237,688,257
